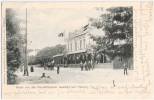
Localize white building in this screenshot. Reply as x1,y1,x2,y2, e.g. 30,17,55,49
66,24,96,55
53,24,108,65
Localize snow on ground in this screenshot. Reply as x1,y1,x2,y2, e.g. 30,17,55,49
15,65,138,85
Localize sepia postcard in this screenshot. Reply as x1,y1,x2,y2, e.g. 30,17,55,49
0,1,154,100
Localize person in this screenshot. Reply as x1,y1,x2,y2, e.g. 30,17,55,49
113,80,115,87
51,60,55,70
23,66,29,76
41,73,46,78
30,66,34,72
84,61,88,71
80,61,83,71
88,60,91,70
91,59,94,70
124,63,128,75
57,64,60,74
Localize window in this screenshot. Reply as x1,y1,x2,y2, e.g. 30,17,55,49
80,40,82,50
75,41,77,51
70,43,72,51
68,43,69,51
83,39,86,49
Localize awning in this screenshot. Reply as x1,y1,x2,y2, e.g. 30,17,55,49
53,49,87,58
53,54,64,58
67,49,86,55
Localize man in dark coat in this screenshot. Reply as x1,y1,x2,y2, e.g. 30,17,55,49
30,66,34,72
124,63,128,75
57,64,60,74
80,61,83,71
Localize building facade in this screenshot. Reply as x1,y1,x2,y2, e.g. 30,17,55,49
66,26,95,54
53,25,107,65
53,25,133,69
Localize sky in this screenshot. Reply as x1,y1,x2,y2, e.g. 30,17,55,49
15,7,103,50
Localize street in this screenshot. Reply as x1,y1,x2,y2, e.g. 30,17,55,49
15,65,137,85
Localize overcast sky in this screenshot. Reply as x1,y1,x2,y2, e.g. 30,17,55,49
15,7,102,50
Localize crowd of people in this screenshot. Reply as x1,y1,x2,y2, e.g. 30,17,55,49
49,53,99,69
31,52,128,75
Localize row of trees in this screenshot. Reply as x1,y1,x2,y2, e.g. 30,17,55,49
28,44,66,66
6,9,25,84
